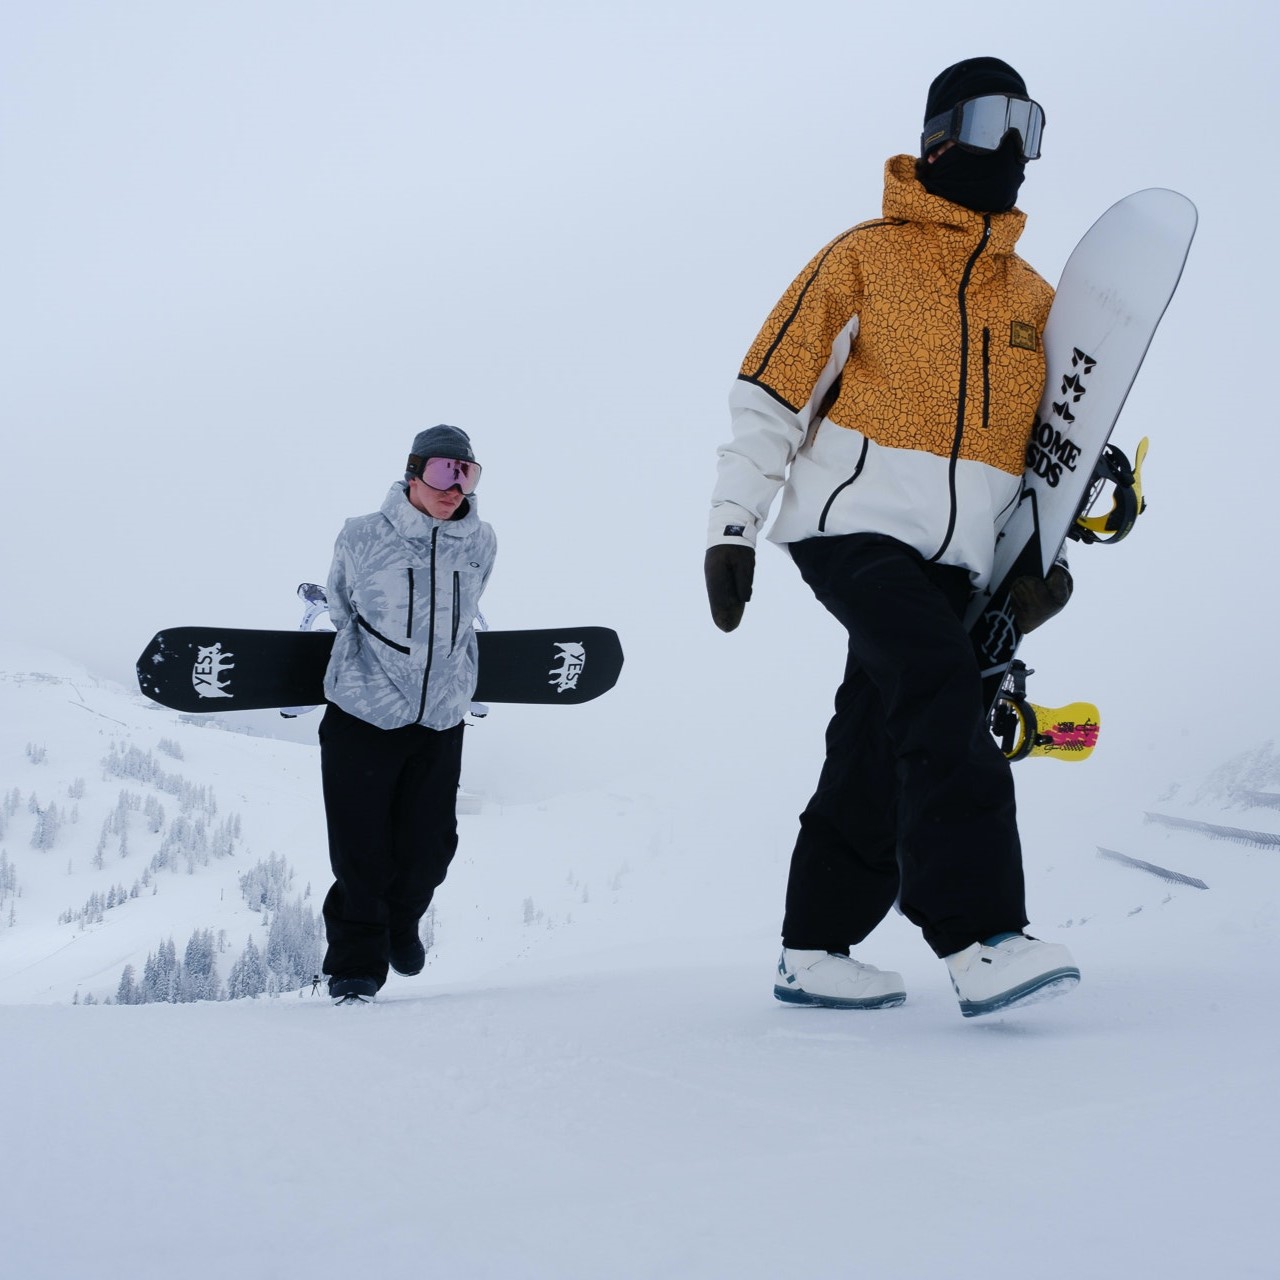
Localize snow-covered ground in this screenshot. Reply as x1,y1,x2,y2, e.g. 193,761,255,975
1,644,1274,1279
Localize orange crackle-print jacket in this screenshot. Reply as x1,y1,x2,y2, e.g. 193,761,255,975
708,154,1053,589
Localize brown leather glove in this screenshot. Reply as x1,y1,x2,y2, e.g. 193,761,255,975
704,544,755,632
1009,563,1073,633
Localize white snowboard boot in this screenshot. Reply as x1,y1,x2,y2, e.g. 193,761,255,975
945,933,1079,1018
774,948,906,1009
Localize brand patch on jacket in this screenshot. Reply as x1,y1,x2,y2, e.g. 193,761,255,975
723,524,746,537
1010,320,1038,351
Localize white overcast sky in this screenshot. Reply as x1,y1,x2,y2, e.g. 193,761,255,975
2,0,1275,789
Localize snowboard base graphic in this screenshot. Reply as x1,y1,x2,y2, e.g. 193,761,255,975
137,626,623,713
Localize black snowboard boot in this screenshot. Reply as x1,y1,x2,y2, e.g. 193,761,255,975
390,933,426,977
329,976,378,1004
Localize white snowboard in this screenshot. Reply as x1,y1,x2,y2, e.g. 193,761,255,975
967,188,1197,708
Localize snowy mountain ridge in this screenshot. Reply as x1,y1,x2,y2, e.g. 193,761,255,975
0,643,670,1006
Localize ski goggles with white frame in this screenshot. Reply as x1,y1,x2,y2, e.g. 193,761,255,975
409,455,483,494
921,93,1045,162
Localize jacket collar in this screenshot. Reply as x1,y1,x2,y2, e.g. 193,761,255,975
882,154,1028,256
380,482,480,541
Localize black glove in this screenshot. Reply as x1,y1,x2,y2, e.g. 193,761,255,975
1008,563,1073,633
704,544,755,632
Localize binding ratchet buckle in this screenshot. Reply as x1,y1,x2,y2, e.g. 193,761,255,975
1069,437,1148,545
990,659,1039,762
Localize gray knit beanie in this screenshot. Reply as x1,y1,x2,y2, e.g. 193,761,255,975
406,424,476,480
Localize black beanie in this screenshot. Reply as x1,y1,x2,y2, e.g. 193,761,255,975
925,57,1028,127
918,57,1032,212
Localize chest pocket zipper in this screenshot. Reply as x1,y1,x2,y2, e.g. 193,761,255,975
356,612,410,654
982,327,991,429
451,572,461,651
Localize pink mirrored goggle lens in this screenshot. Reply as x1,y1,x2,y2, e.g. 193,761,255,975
419,456,482,494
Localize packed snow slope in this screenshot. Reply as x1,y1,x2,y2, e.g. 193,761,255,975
0,644,1274,1279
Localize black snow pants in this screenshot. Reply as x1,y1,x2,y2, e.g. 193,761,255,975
319,703,464,987
783,533,1027,959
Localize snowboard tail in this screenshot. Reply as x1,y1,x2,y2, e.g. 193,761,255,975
137,626,623,713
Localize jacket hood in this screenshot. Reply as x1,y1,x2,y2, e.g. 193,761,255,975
380,482,481,540
883,154,1027,256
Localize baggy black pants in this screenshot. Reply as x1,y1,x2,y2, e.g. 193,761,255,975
783,533,1027,959
319,703,464,986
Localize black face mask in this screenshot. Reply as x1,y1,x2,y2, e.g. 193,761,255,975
917,137,1026,213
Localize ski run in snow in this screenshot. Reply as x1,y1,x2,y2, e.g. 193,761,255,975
0,645,1275,1278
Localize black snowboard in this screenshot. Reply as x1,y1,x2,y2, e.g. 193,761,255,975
137,626,623,713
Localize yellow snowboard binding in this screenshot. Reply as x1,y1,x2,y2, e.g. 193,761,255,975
991,660,1100,763
1071,436,1148,545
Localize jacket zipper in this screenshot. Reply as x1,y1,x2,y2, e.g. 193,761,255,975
929,216,991,562
982,327,991,429
356,613,409,654
818,436,870,532
415,527,439,723
406,569,415,640
451,572,461,652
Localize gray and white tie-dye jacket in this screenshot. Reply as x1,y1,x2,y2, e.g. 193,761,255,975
323,483,496,730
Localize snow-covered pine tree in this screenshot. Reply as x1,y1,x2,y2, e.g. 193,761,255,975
264,900,323,991
117,965,138,1005
30,802,62,850
227,935,267,1000
179,928,221,1002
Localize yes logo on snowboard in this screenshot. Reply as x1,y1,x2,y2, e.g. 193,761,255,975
192,643,235,699
548,642,585,693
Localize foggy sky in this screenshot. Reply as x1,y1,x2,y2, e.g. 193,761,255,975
3,1,1275,798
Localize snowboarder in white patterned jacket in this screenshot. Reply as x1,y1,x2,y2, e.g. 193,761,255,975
319,424,495,1004
324,439,496,731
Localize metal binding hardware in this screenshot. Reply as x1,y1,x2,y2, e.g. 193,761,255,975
1070,437,1148,545
990,658,1038,761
